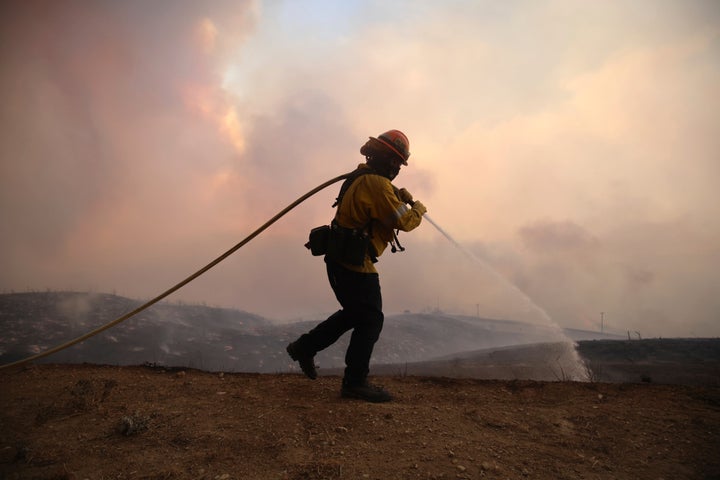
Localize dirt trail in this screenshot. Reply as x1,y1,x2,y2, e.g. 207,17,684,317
1,364,719,479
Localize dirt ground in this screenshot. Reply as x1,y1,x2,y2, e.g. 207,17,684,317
1,364,719,480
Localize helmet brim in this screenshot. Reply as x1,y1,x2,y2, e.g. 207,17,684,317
369,136,409,165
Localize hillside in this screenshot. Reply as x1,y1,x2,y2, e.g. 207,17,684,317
3,292,720,387
1,364,719,480
364,339,720,386
1,292,619,377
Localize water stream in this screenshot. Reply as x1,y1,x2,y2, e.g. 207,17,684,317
423,213,589,381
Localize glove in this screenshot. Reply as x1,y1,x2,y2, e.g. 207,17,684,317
397,188,414,204
411,200,427,216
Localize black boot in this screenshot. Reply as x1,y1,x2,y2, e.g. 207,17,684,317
341,380,392,403
286,342,317,380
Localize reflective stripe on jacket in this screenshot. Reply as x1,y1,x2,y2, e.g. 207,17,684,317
334,164,423,273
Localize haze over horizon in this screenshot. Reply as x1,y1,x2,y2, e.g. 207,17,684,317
1,1,718,338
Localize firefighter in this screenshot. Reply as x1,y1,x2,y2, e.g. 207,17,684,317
287,130,427,402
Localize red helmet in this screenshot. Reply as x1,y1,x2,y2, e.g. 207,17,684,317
370,129,410,165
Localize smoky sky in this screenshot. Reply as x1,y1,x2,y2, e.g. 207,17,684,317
1,0,719,338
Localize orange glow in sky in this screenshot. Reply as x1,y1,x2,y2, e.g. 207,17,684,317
1,1,718,337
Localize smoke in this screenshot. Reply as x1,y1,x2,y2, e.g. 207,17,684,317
0,0,259,283
1,1,719,338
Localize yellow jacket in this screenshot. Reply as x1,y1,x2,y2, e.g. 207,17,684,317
334,164,424,273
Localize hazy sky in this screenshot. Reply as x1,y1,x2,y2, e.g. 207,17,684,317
1,0,718,337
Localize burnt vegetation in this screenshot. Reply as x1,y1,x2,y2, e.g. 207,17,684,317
1,291,718,386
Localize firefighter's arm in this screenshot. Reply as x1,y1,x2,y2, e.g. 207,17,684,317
396,187,426,216
372,179,425,232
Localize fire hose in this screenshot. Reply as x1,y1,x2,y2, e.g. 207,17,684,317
0,172,354,370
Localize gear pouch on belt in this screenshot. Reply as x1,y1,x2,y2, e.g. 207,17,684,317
305,225,330,256
326,222,370,266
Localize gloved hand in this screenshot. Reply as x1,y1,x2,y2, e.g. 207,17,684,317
397,188,414,204
411,200,427,216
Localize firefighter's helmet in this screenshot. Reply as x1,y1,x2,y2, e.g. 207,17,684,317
368,129,410,165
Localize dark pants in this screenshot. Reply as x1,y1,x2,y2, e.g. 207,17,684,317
294,259,384,386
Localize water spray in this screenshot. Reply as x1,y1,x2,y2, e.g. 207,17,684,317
422,213,551,322
411,203,588,381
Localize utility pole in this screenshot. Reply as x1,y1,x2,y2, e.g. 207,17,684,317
600,312,604,334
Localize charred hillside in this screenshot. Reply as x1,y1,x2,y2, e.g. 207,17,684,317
2,292,718,387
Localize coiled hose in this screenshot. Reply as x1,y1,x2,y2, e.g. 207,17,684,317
0,171,352,370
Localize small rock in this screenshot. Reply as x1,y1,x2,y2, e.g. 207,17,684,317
175,371,186,378
456,465,466,472
118,414,148,436
0,446,17,463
